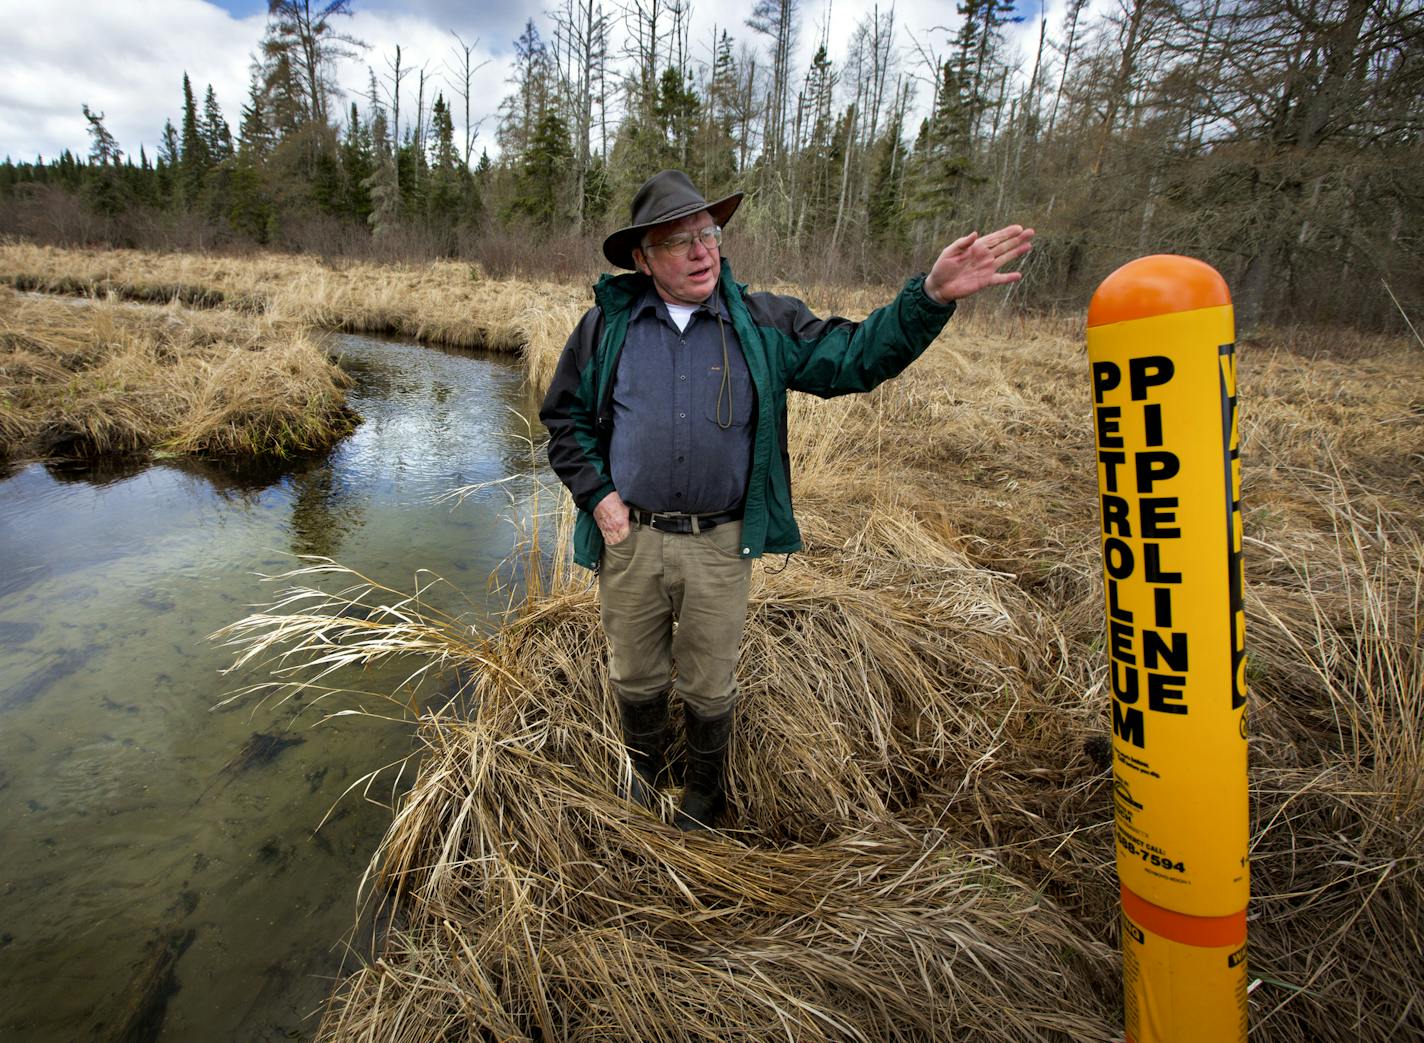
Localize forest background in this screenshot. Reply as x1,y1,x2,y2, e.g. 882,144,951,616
2,0,1421,334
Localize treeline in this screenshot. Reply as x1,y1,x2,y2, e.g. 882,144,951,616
2,0,1421,330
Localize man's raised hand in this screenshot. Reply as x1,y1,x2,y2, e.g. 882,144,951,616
924,225,1035,305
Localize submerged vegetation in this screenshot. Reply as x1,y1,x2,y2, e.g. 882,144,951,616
215,297,1423,1040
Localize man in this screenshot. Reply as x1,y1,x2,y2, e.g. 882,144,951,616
540,170,1033,831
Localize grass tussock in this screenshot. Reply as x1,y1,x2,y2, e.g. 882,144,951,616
0,289,355,459
214,289,1423,1041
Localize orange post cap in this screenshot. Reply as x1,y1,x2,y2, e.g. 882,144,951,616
1088,255,1231,328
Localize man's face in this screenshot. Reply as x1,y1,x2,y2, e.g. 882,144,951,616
633,210,720,306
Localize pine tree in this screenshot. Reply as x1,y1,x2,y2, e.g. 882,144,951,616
953,0,1021,145
81,105,128,216
237,78,274,162
580,151,609,225
511,108,572,226
866,109,908,244
202,86,233,163
907,61,978,240
364,108,402,240
341,102,373,223
262,51,306,138
497,21,551,165
310,144,343,214
395,128,425,218
228,152,273,241
82,105,121,166
694,31,739,197
179,73,211,206
797,43,838,225
262,0,362,129
426,94,463,226
655,67,699,167
156,119,180,204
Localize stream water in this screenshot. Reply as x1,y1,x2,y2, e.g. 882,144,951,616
0,333,551,1041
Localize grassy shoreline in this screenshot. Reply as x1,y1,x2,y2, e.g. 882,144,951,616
0,289,357,461
0,240,584,464
0,240,586,353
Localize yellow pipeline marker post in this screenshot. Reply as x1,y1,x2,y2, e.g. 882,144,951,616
1086,255,1249,1043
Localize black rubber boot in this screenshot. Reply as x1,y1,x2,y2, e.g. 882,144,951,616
674,707,733,831
617,691,669,808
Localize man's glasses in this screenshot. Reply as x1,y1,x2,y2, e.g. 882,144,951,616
645,225,722,258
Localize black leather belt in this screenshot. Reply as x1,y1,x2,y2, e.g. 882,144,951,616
627,506,742,534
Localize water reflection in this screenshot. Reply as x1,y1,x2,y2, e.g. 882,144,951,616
287,464,362,559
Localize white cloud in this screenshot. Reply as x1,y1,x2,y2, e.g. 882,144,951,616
0,0,262,162
4,0,1073,167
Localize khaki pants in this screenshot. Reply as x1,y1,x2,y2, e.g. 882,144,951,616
599,519,753,718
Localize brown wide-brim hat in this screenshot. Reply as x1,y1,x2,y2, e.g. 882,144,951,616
602,170,743,270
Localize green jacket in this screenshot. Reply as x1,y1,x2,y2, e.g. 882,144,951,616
539,258,956,571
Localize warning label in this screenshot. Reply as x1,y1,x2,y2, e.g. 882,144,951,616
1088,304,1249,914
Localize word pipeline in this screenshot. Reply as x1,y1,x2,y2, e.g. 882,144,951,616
1090,351,1244,749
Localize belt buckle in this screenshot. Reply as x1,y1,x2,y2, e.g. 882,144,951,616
649,511,690,534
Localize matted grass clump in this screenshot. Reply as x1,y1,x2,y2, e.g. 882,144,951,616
216,302,1423,1041
0,289,355,460
216,556,1121,1041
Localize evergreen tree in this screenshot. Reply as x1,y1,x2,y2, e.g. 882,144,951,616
797,43,838,224
341,102,373,223
156,119,180,204
157,120,180,167
262,0,362,129
953,0,1021,145
179,73,211,206
425,94,463,226
497,21,551,165
228,151,273,241
310,143,343,214
655,67,699,167
511,108,572,226
907,61,978,239
81,105,128,217
132,145,161,207
395,128,426,218
364,108,402,239
81,105,121,165
262,50,306,138
580,151,610,226
693,31,739,197
202,85,233,163
866,110,908,244
237,78,274,162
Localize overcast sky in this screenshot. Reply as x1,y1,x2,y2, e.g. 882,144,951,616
1,0,1055,166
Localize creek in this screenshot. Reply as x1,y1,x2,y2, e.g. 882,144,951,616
0,333,551,1041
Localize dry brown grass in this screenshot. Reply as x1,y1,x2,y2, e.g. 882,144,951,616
0,288,356,460
0,239,587,355
9,237,1420,1038
208,273,1424,1042
0,241,600,464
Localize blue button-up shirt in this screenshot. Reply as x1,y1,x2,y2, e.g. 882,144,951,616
608,285,754,514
